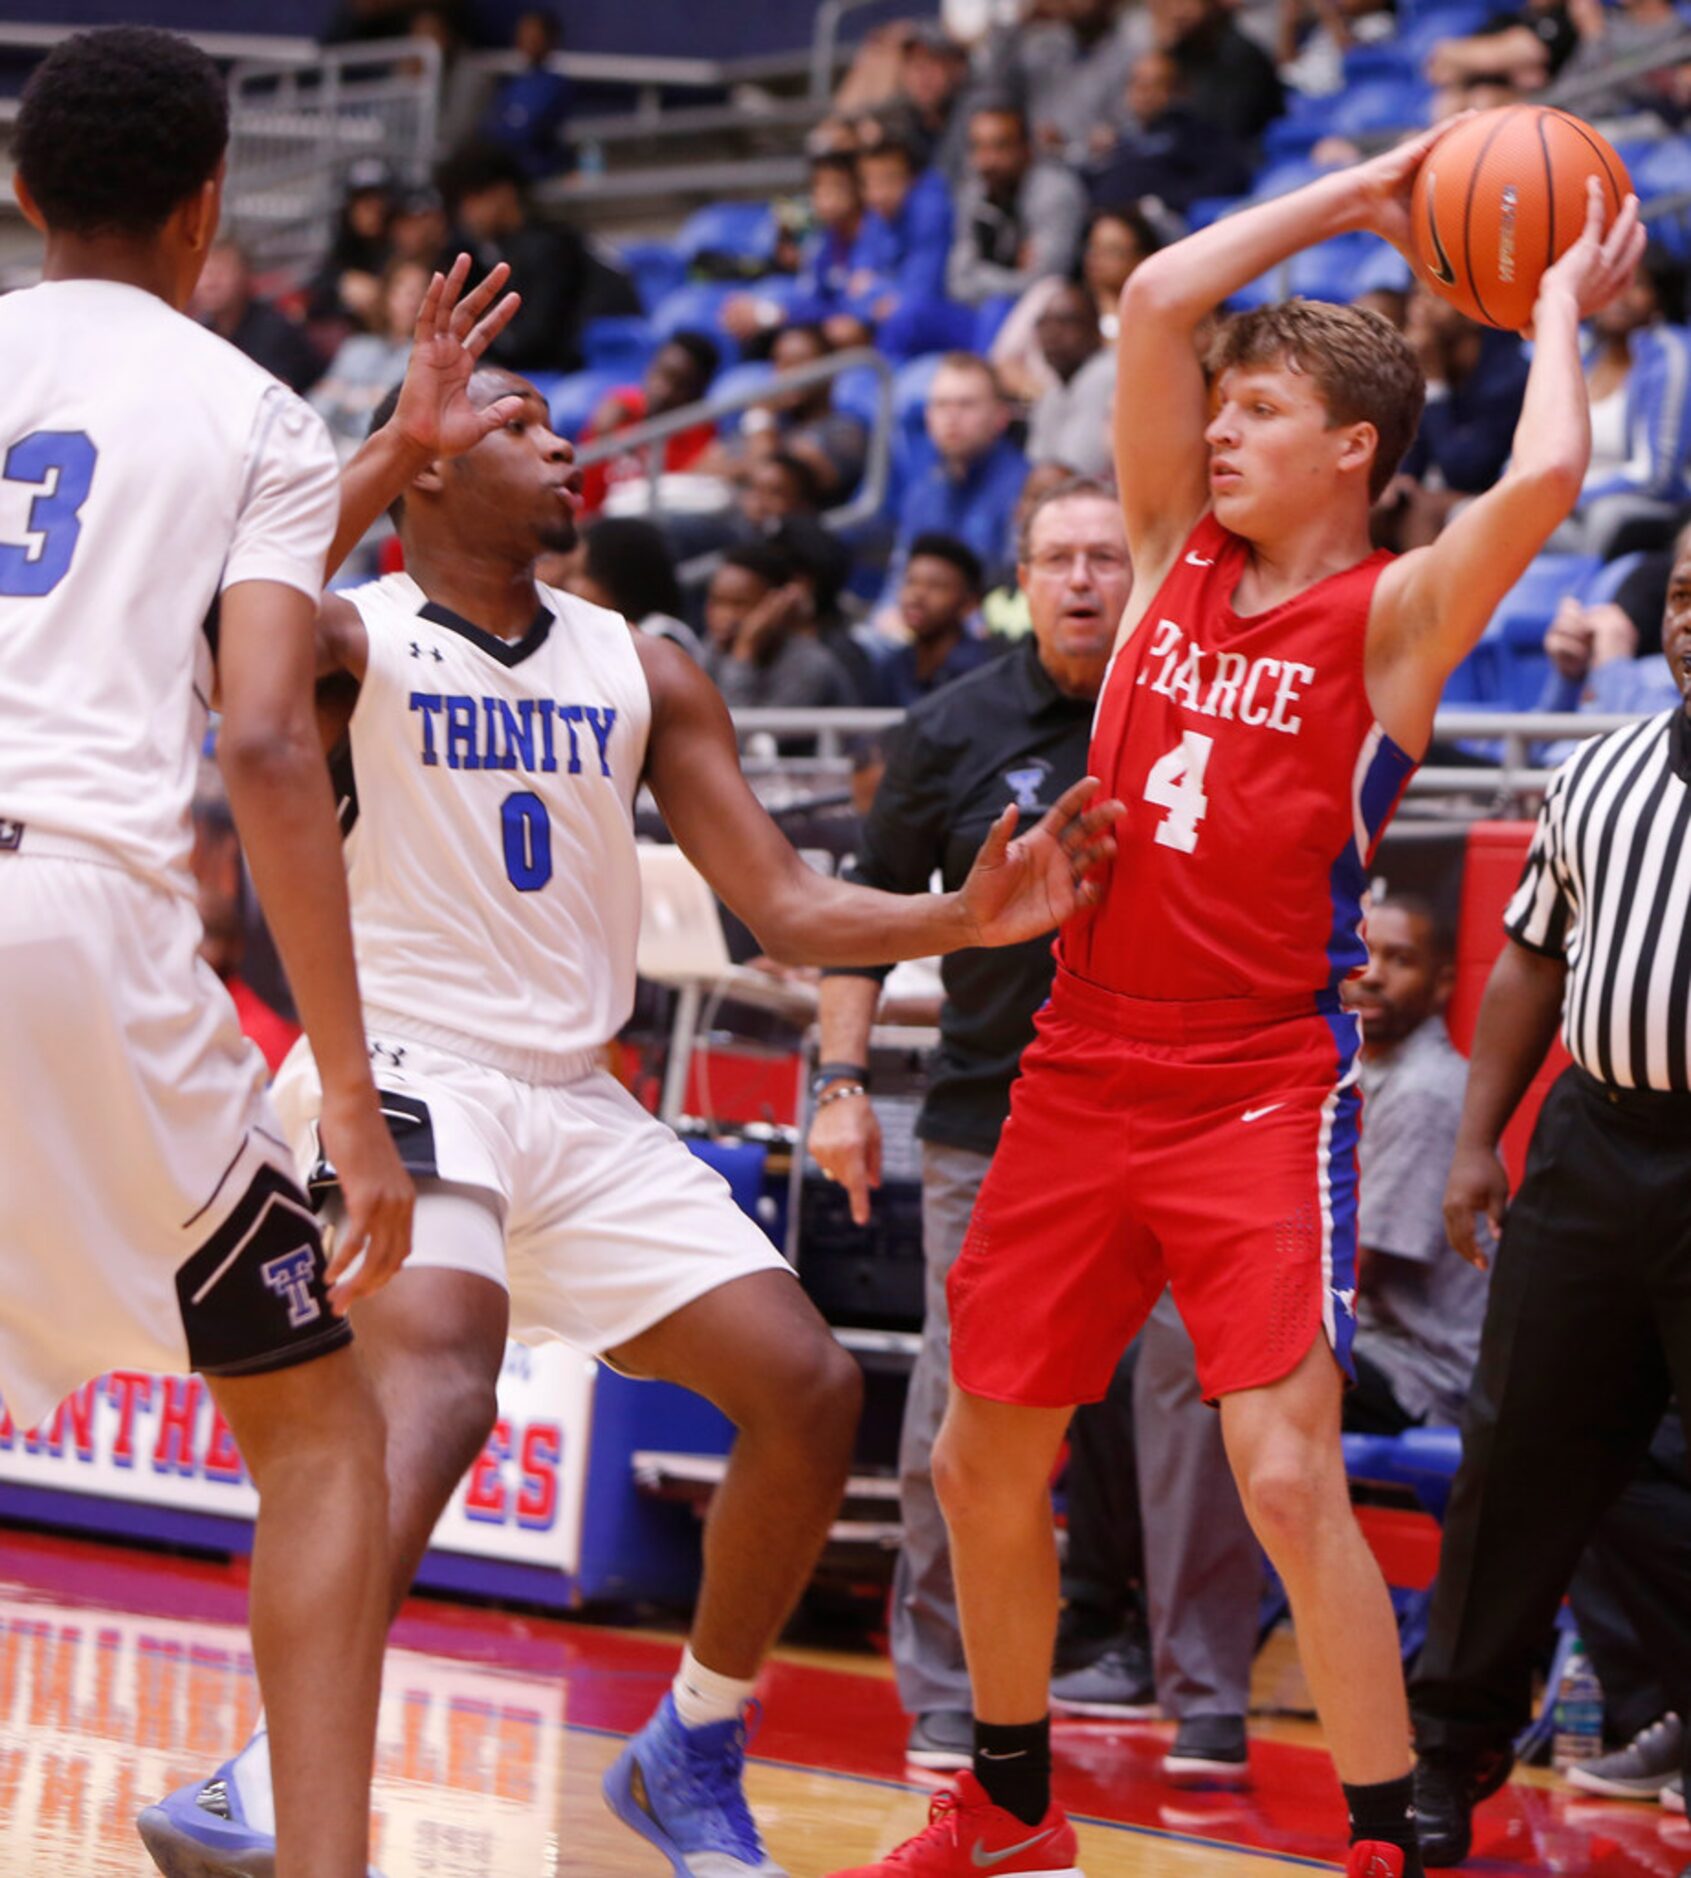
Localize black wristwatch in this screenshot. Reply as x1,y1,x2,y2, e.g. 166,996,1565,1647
811,1061,871,1098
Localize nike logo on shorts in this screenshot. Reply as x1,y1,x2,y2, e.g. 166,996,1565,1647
1186,551,1215,566
972,1828,1056,1868
1242,1103,1285,1123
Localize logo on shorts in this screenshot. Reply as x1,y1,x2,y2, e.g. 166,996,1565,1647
0,820,22,853
261,1247,323,1329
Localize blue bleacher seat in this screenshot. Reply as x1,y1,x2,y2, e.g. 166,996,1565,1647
1326,76,1434,137
1396,4,1492,64
1492,553,1602,650
1631,139,1691,203
1341,41,1416,83
581,315,656,375
673,201,779,270
1392,1425,1463,1520
618,240,688,315
1584,549,1651,608
546,367,626,439
649,279,742,348
705,360,775,433
833,363,884,432
892,353,945,465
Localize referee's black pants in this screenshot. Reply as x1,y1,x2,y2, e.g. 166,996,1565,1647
1410,1066,1691,1758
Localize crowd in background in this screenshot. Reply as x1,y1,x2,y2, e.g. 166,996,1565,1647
185,0,1691,726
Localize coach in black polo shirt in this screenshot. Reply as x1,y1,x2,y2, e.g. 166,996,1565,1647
1413,533,1691,1867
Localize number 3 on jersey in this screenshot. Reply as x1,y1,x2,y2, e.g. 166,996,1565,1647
1144,731,1213,854
0,431,97,597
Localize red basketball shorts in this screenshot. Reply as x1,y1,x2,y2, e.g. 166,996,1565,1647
948,968,1364,1407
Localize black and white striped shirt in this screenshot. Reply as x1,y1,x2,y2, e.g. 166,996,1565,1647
1507,709,1691,1091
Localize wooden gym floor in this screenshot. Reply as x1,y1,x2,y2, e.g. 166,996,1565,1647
0,1526,1682,1877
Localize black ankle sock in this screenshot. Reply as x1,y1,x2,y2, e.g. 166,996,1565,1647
1344,1775,1424,1876
973,1717,1052,1827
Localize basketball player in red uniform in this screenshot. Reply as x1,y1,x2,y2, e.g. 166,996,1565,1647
829,138,1643,1878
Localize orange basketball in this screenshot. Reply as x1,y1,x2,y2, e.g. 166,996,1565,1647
1409,106,1630,331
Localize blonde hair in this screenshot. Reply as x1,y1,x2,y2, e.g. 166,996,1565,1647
1206,299,1425,502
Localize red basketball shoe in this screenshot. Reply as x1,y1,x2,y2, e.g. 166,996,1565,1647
827,1772,1082,1876
1346,1844,1407,1877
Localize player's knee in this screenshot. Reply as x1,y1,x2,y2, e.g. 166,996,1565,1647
932,1419,1013,1530
437,1358,501,1478
783,1336,864,1455
1236,1448,1328,1552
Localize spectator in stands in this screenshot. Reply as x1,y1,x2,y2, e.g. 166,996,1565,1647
772,513,891,706
1411,546,1691,1862
387,183,449,273
191,790,299,1075
1278,0,1399,96
1379,284,1529,549
701,541,859,710
992,205,1162,403
888,353,1031,599
1557,0,1687,118
974,0,1145,163
1342,895,1487,1435
808,479,1135,1774
310,257,432,457
1560,248,1691,559
856,137,958,357
1535,526,1691,765
438,141,624,373
191,240,323,394
982,461,1080,637
1084,49,1252,215
724,155,881,343
947,97,1089,313
897,22,975,185
579,330,721,513
883,535,1001,707
1424,0,1580,92
1153,0,1285,145
741,452,825,531
477,7,573,179
306,156,396,330
1024,280,1117,478
552,517,704,660
738,324,871,504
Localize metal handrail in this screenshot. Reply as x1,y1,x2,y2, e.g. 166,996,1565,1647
572,344,896,534
721,706,1656,782
1544,29,1691,112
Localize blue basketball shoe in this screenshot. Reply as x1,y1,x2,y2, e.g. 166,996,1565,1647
137,1756,383,1878
603,1693,787,1875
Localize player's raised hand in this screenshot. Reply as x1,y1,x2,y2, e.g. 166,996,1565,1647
318,1092,415,1311
1350,116,1471,258
1537,179,1644,322
957,776,1123,948
391,252,525,460
1442,1138,1509,1272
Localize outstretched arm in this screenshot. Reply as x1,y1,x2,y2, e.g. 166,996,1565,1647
1114,122,1456,571
327,254,524,577
638,640,1122,966
1367,182,1645,753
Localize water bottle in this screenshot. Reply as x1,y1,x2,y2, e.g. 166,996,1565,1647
1552,1640,1605,1768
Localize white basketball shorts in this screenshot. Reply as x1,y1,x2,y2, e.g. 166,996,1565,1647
272,1025,792,1353
0,851,350,1430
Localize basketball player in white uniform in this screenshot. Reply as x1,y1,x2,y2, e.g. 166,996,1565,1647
141,358,1123,1877
0,26,477,1878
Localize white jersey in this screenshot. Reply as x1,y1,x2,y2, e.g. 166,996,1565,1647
0,279,339,896
338,573,652,1069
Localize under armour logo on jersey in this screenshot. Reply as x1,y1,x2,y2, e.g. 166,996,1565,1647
369,1041,407,1070
261,1247,323,1328
0,820,22,853
1003,762,1050,810
410,641,444,663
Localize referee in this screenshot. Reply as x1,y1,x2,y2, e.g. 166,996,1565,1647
1411,533,1691,1867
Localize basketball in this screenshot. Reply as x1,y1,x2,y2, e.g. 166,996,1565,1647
1409,106,1631,331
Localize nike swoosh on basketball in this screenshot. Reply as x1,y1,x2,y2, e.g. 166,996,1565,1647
1185,550,1214,566
1242,1103,1285,1123
972,1828,1056,1869
1423,169,1457,286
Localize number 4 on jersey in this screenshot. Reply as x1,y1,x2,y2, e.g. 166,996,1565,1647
1144,731,1213,854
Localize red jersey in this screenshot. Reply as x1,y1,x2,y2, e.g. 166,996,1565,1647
1062,513,1415,1006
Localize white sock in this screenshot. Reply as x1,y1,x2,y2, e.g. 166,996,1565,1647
671,1648,757,1731
230,1717,275,1836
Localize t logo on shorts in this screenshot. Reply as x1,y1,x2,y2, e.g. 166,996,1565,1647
261,1247,323,1328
